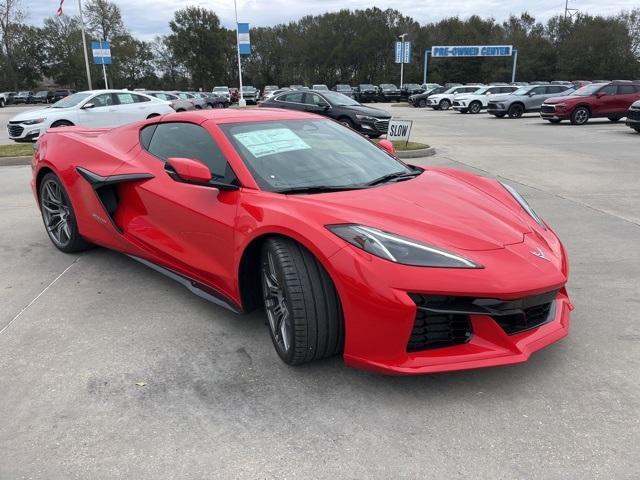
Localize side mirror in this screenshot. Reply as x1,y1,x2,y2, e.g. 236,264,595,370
377,139,396,157
166,157,212,184
82,102,95,109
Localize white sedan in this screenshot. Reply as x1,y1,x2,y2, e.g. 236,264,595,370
7,90,174,142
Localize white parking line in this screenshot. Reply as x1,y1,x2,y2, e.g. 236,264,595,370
0,256,81,336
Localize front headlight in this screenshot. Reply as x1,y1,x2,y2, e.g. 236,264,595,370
327,224,482,268
22,118,45,125
500,182,546,229
355,115,376,121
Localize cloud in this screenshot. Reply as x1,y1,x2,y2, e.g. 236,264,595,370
26,0,638,40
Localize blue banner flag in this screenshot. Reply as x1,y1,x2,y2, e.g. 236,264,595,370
238,23,251,55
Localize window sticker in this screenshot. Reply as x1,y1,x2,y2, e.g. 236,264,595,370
234,128,311,158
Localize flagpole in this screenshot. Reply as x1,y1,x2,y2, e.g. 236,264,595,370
77,0,92,90
234,0,245,107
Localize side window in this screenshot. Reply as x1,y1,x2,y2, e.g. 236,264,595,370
280,92,304,103
546,86,563,94
530,86,546,95
598,85,617,96
305,93,329,106
145,122,236,183
115,93,137,104
133,94,150,103
618,85,636,94
91,93,114,107
140,124,157,150
503,87,517,93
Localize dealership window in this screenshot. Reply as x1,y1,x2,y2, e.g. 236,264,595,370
143,122,237,183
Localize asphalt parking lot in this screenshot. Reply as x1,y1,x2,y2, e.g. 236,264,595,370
1,104,639,479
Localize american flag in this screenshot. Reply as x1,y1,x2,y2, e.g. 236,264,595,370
56,0,64,16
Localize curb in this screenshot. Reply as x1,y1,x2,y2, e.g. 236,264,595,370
0,156,31,166
396,147,436,159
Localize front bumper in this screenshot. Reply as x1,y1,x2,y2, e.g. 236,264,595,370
625,108,640,128
357,118,390,134
540,106,570,120
7,122,42,142
326,233,572,375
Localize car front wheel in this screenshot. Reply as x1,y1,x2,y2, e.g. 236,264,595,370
571,107,590,125
260,238,343,365
418,99,427,108
39,173,91,253
439,99,451,110
508,104,524,119
469,101,482,114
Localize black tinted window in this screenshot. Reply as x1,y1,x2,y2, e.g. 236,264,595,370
618,85,637,94
546,86,564,94
599,85,618,95
146,123,236,183
530,86,547,95
280,92,304,103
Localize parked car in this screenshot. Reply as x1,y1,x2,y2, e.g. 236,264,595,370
241,86,259,104
13,91,35,104
332,84,354,98
146,91,195,112
571,80,592,89
312,84,329,91
540,81,640,125
354,84,379,103
262,88,291,102
444,83,463,89
174,92,208,110
51,89,77,103
6,90,173,142
400,83,424,100
377,84,401,102
193,92,227,108
626,100,640,133
408,85,445,108
427,85,484,110
259,89,391,138
262,85,279,100
32,90,55,104
0,91,16,107
212,86,231,102
487,84,574,119
289,85,307,90
452,85,519,114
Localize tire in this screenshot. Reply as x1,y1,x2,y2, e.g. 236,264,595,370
439,99,451,110
260,237,343,365
469,101,482,114
547,118,562,124
418,99,427,108
633,127,640,133
608,116,622,122
338,117,354,129
0,98,4,108
570,107,590,125
50,120,73,128
507,103,524,119
39,173,91,253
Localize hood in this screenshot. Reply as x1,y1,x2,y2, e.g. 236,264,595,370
543,95,578,104
289,170,531,252
10,107,57,122
345,104,391,118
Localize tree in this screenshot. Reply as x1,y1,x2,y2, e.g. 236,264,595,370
41,15,89,89
0,0,25,89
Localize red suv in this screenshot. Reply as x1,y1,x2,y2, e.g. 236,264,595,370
540,81,640,125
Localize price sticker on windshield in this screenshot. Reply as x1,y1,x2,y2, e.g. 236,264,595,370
387,119,413,143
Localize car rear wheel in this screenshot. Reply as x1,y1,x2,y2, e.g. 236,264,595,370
469,101,482,114
634,128,640,133
39,173,91,253
50,120,73,128
418,99,427,108
439,99,451,110
571,107,590,125
507,104,524,119
0,98,4,108
547,119,562,124
260,238,343,365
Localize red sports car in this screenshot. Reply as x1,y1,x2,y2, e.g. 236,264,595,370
31,109,572,374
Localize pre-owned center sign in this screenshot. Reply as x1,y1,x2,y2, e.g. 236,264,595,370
431,45,513,57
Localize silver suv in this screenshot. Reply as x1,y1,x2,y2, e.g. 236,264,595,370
487,84,574,118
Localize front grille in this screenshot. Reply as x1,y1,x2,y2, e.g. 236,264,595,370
407,290,558,351
7,124,24,137
628,108,640,121
540,104,556,113
487,102,500,110
453,101,460,106
374,119,389,133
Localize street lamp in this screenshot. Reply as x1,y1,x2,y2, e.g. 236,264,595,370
399,33,408,88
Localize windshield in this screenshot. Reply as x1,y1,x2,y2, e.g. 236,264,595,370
313,85,329,90
242,86,255,91
335,85,351,90
51,92,91,108
404,84,420,89
36,91,48,96
221,119,411,192
380,84,397,89
572,84,605,96
213,87,228,92
360,84,375,89
321,91,359,106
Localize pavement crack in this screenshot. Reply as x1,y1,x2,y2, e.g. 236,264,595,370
0,256,81,336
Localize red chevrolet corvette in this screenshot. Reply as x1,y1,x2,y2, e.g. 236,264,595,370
31,109,572,374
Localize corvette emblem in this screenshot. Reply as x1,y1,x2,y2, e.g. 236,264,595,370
530,247,550,261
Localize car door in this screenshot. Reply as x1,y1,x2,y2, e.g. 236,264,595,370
616,84,639,115
303,92,331,115
117,121,240,299
524,86,548,110
273,92,306,111
591,84,619,116
75,93,120,127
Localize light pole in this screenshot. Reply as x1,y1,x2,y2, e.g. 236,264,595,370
234,0,246,107
399,33,408,88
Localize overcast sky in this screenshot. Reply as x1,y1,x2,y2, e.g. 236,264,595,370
28,0,638,40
